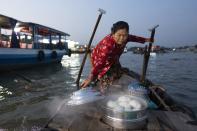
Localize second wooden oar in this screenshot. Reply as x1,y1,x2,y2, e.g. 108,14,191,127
76,9,106,89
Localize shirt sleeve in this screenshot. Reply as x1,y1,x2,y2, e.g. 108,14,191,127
88,40,114,80
127,34,147,43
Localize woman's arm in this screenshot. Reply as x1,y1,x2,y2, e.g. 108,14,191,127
80,40,114,88
89,44,114,80
127,34,151,43
80,52,110,88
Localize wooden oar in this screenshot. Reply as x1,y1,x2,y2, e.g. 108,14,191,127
140,25,159,83
140,25,171,111
76,9,106,89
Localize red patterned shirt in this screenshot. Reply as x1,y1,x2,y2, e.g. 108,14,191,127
89,34,147,80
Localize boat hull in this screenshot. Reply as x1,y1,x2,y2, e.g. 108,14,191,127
43,73,197,131
0,48,67,71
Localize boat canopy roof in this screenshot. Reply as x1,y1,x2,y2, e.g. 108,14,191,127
0,14,70,36
28,22,70,36
0,14,19,29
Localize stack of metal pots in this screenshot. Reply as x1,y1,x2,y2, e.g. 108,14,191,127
101,94,148,129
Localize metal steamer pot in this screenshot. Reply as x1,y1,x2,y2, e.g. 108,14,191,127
100,95,148,129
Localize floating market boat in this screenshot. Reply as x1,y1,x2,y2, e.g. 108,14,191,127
0,14,71,71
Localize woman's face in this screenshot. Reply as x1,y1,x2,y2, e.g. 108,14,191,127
112,28,128,45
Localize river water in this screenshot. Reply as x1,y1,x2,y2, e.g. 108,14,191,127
0,52,197,130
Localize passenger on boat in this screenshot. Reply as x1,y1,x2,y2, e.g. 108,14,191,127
80,21,153,91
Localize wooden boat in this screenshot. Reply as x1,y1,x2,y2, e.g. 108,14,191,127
0,14,71,71
41,70,197,131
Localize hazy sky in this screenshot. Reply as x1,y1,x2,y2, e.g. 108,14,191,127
0,0,196,47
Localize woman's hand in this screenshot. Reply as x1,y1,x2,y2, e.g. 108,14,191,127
146,38,154,43
80,79,92,88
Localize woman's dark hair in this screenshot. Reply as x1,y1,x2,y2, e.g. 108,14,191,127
111,21,129,34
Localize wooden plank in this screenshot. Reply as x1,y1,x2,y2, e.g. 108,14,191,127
147,111,161,131
149,111,197,131
87,118,113,131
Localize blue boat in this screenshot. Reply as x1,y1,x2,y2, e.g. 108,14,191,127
0,14,71,71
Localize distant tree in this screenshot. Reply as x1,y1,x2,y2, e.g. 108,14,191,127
184,46,189,49
195,44,197,48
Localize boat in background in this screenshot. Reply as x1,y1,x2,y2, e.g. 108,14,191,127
0,14,71,71
133,45,166,54
150,52,156,57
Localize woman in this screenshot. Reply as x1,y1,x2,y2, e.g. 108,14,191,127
81,21,152,90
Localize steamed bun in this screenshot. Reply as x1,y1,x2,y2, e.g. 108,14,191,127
129,100,142,109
